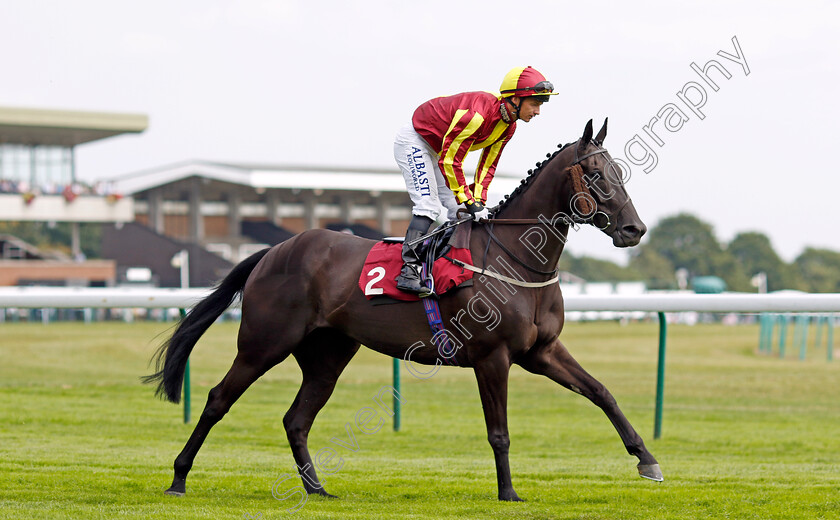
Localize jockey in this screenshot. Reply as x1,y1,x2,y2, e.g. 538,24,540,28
394,66,557,296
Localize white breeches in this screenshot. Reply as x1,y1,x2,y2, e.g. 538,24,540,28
393,123,460,222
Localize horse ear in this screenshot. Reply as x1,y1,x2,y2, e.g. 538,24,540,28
578,119,593,154
595,117,608,144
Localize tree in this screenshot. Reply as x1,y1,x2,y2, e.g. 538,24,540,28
728,232,800,291
643,213,722,275
712,252,752,292
558,253,642,282
628,247,675,289
634,213,751,291
793,248,840,293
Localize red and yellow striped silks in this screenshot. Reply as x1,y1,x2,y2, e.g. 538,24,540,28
412,91,516,204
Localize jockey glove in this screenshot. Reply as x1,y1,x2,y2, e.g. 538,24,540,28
466,200,490,222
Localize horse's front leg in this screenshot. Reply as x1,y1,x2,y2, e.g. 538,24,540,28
472,352,523,501
518,338,663,482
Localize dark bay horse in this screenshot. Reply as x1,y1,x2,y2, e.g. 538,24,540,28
145,118,662,502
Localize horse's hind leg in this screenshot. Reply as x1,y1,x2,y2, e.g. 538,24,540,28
283,330,360,498
165,351,278,496
518,338,663,482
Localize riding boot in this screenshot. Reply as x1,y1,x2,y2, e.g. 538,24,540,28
396,215,434,297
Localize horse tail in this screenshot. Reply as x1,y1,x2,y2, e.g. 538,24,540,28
142,247,271,403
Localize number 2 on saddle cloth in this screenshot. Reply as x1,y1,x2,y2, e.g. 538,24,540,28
358,223,472,366
358,223,474,302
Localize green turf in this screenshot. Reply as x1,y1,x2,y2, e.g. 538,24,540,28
0,320,838,519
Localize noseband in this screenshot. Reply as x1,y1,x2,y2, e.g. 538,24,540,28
567,146,613,229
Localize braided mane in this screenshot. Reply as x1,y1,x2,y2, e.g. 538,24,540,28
493,141,575,216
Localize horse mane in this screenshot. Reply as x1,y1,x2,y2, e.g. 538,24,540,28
493,141,576,217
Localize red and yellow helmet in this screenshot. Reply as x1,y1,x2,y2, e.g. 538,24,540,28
499,66,558,100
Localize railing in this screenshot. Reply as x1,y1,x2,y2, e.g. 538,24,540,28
0,286,210,308
1,287,838,438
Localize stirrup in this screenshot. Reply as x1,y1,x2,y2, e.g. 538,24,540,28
396,264,433,297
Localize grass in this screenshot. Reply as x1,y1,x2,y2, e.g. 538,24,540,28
0,319,838,519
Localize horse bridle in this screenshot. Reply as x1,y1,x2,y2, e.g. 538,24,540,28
575,145,635,229
416,142,632,281
480,143,630,279
489,143,619,228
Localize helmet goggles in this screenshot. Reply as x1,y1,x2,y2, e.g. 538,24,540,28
501,80,555,96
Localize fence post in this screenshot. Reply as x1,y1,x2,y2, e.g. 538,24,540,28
758,313,768,354
767,313,775,354
654,312,667,440
778,314,789,356
782,314,795,359
392,357,401,432
798,315,809,361
814,315,825,354
180,308,191,424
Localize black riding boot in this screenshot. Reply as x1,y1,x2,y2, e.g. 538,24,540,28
396,215,434,297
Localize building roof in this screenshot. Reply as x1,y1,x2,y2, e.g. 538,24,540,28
111,160,526,204
0,106,148,147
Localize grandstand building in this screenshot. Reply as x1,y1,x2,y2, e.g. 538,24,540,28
111,161,414,263
110,161,523,264
0,104,525,287
0,105,146,286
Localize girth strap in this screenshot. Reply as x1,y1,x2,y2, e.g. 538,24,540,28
420,255,459,366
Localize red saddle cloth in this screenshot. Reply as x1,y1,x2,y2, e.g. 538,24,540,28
359,242,474,301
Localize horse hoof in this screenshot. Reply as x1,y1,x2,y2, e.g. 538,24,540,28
499,490,524,502
165,477,187,496
637,463,664,482
311,490,338,499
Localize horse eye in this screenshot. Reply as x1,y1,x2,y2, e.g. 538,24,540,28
585,173,604,201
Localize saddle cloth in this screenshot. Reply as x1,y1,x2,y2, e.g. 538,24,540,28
359,224,473,302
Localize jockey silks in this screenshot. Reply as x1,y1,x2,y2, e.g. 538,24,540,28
411,91,516,206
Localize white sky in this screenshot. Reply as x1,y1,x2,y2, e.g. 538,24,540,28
2,0,838,264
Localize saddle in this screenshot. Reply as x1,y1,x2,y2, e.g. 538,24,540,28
359,222,474,302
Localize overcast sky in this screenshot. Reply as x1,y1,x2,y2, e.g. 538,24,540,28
3,0,838,266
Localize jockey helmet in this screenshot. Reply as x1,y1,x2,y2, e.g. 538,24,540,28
499,66,558,102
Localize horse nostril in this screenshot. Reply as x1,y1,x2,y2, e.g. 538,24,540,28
622,224,645,237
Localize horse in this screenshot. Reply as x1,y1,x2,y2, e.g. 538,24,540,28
144,118,662,503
